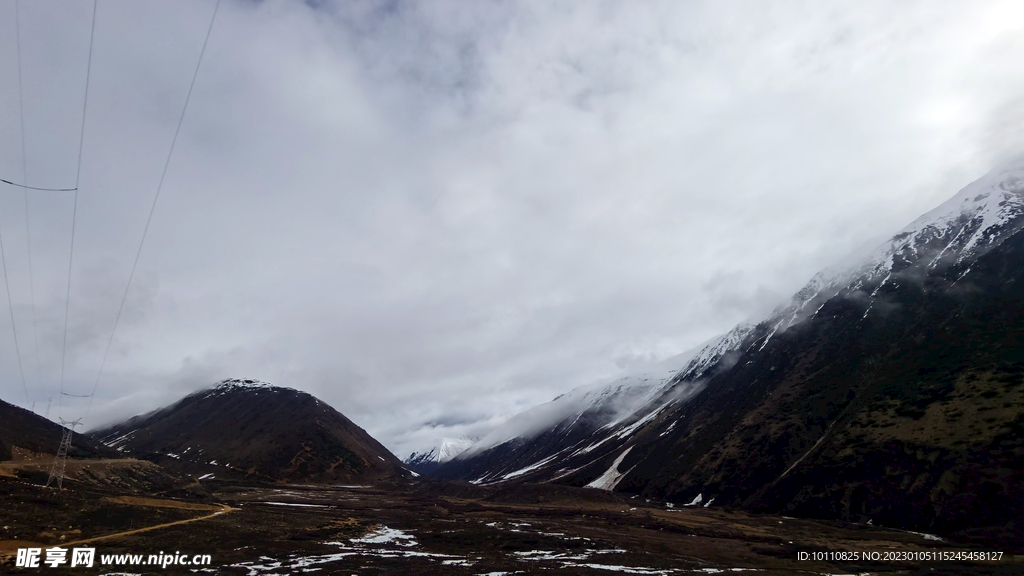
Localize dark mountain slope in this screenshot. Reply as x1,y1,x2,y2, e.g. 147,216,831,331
438,161,1024,546
0,397,117,460
618,223,1024,538
90,379,410,483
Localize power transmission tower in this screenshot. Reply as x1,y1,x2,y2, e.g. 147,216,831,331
45,418,81,489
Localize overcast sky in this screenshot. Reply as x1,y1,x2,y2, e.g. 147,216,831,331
1,0,1023,457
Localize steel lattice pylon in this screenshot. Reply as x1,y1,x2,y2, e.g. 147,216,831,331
44,418,81,489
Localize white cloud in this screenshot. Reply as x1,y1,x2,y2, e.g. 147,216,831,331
0,0,1022,456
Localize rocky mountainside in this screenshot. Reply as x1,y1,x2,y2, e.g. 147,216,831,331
90,379,411,483
437,160,1024,546
0,397,117,461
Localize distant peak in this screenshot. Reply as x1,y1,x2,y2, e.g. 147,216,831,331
405,436,477,466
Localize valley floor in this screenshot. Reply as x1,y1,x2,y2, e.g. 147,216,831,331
1,473,1021,575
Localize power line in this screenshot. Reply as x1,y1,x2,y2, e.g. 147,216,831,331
0,178,77,192
0,221,29,405
85,0,222,425
1,0,30,406
58,0,98,420
73,0,97,193
15,0,44,394
61,391,92,398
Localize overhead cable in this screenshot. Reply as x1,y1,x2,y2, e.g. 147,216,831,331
0,178,77,192
15,0,44,392
58,0,98,419
0,226,29,405
3,0,30,405
85,0,222,425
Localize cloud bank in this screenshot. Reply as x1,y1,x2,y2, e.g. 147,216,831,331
0,0,1022,456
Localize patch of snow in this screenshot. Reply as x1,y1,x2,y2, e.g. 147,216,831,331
350,526,417,547
611,408,662,440
575,435,615,456
566,564,676,574
585,447,634,491
104,431,136,448
658,421,677,437
901,529,946,542
500,453,561,481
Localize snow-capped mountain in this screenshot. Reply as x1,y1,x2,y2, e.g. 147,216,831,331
91,378,412,483
769,159,1024,333
404,437,476,474
437,160,1024,545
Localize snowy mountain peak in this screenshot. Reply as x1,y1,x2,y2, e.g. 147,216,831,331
691,160,1024,396
201,378,296,397
769,159,1024,334
434,437,476,462
218,378,273,388
407,437,475,464
861,159,1024,274
907,159,1024,246
405,437,476,473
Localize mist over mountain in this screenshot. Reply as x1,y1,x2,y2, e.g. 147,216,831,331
90,379,411,483
437,161,1024,547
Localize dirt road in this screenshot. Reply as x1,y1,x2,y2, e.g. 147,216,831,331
0,495,233,562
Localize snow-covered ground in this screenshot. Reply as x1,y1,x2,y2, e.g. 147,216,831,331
224,520,724,575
